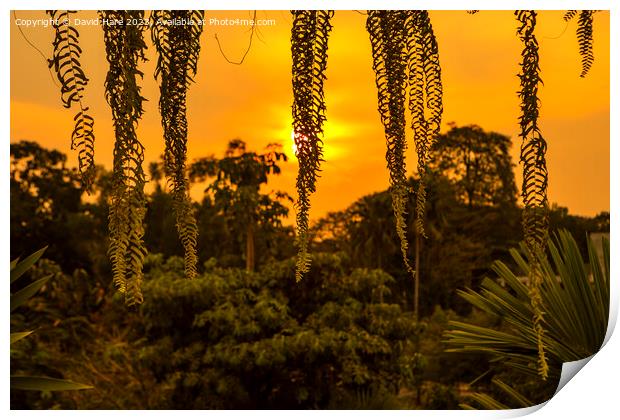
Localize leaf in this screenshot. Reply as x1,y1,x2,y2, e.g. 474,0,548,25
492,378,533,407
11,274,52,312
10,246,48,284
465,392,510,410
11,331,34,344
11,376,93,391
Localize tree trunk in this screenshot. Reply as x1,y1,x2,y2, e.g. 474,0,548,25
246,223,255,271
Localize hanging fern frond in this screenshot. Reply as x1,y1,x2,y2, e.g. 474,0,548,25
291,10,334,281
466,10,479,15
563,10,578,21
516,10,549,259
515,10,549,380
405,10,443,237
564,10,596,77
576,11,594,77
46,10,96,190
405,11,426,237
367,10,415,277
101,10,149,306
151,10,203,279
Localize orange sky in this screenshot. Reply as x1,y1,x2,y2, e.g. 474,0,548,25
10,10,610,222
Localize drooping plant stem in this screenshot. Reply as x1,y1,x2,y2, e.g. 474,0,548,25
151,10,204,279
366,10,443,292
101,10,149,306
515,9,549,380
47,10,96,190
291,10,334,281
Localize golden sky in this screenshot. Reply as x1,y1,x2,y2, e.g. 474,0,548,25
10,10,610,222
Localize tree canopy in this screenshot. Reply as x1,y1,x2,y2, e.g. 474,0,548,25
429,124,518,208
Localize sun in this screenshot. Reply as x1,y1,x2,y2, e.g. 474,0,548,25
291,130,312,157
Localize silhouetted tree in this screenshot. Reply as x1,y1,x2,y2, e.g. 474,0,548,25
189,140,291,271
428,124,518,208
10,141,102,271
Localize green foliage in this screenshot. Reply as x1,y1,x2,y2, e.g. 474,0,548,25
11,331,34,345
291,10,334,281
11,247,48,284
327,387,405,409
137,254,418,408
151,10,204,279
101,11,149,306
46,10,96,189
11,248,51,310
11,247,92,392
445,230,609,407
11,376,92,392
423,382,460,409
11,273,53,312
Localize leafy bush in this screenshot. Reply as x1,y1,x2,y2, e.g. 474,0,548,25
138,253,418,408
10,247,92,405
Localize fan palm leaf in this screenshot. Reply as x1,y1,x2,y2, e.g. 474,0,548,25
445,230,609,407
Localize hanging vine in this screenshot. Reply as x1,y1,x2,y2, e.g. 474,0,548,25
564,10,595,78
101,10,148,306
405,10,443,236
515,10,549,380
151,10,203,279
291,10,334,281
366,10,443,277
46,10,96,190
367,11,414,278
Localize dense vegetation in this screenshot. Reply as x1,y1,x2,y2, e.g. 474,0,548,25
10,123,609,409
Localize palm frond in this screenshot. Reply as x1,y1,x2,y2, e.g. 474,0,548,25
464,379,533,409
445,230,609,401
